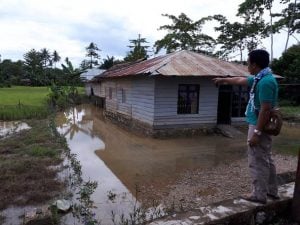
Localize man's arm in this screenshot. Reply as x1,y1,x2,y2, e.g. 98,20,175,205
249,102,272,146
256,102,272,132
212,77,248,86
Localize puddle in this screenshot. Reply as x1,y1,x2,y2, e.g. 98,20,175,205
0,121,30,137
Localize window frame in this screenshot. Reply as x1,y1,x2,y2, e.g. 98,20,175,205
177,84,200,114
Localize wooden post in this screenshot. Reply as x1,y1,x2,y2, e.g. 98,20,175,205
292,148,300,222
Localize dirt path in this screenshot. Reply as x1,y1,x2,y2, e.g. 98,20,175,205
140,154,298,212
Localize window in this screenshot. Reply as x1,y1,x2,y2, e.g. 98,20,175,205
122,88,126,103
231,86,249,117
177,84,200,114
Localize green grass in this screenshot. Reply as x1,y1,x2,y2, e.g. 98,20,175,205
281,105,300,118
0,86,50,120
0,86,49,106
27,145,57,158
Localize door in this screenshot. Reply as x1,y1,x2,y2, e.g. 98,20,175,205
217,85,232,124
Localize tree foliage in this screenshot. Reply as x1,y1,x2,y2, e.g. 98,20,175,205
237,0,273,58
271,44,300,83
0,59,24,87
273,0,300,50
0,48,83,87
124,34,149,62
154,13,215,54
52,50,61,68
100,56,116,69
85,42,101,68
213,15,264,61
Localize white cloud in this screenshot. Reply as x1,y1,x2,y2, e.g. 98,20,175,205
0,0,298,66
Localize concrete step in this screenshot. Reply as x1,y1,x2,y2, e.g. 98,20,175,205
149,182,295,225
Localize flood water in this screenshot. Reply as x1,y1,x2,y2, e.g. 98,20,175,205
0,121,30,137
55,104,249,223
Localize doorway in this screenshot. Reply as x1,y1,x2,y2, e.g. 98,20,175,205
217,85,232,124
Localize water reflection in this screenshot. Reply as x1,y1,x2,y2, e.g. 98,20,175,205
56,107,135,223
0,121,30,137
56,105,247,196
56,104,248,223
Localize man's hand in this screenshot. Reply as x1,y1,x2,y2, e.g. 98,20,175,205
248,133,260,147
212,77,248,86
212,78,224,86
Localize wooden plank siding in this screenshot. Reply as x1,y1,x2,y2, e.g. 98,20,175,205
92,76,218,128
153,77,218,128
130,77,155,125
97,77,155,125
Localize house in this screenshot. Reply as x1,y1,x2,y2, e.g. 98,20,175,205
81,68,105,96
89,50,251,136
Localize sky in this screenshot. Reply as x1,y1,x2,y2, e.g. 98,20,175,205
0,0,299,67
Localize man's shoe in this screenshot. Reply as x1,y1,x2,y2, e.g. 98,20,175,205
267,194,280,200
240,195,267,204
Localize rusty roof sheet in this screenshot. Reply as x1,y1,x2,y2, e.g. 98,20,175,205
93,50,266,80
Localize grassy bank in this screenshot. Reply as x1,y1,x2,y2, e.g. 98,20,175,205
0,86,50,120
281,105,300,120
0,86,49,106
0,118,67,210
0,86,85,120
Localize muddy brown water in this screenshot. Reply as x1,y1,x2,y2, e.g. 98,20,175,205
55,104,249,223
1,105,298,225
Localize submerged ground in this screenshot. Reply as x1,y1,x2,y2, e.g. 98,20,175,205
0,89,299,224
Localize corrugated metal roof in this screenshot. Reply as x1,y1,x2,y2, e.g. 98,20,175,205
81,68,106,81
93,50,280,80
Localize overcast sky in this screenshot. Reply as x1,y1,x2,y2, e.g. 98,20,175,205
0,0,298,66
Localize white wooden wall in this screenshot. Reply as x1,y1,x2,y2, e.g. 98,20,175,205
153,76,218,128
96,77,155,125
90,76,218,128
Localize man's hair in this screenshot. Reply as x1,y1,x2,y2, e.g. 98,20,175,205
248,49,270,69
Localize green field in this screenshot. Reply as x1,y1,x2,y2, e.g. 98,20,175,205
0,86,49,106
0,86,50,120
0,86,85,120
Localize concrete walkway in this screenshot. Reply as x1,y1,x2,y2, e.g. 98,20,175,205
149,182,295,225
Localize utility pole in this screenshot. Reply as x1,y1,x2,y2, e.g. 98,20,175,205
292,148,300,222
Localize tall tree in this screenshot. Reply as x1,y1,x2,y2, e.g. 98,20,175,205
85,42,101,68
154,13,215,54
213,15,263,61
273,0,300,51
40,48,52,68
124,34,149,62
52,50,61,68
237,0,275,60
23,49,44,85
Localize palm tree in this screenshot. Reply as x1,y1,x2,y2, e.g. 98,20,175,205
52,50,61,68
40,48,51,68
85,42,101,68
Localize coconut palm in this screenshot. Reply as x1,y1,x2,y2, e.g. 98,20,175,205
52,50,61,68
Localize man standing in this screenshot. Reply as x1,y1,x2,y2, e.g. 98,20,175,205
213,49,279,204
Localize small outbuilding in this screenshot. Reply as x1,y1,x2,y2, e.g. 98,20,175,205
90,50,250,136
81,68,106,96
